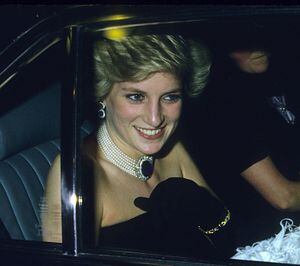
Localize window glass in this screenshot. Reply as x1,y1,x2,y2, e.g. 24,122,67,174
76,17,300,264
0,40,63,242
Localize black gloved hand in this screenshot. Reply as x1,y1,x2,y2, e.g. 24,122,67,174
134,177,234,258
135,177,228,230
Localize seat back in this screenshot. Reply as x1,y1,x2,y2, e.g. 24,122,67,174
0,84,61,240
0,82,94,241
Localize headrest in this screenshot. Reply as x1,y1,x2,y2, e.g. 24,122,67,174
0,83,61,160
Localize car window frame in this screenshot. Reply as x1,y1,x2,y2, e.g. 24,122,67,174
1,5,300,266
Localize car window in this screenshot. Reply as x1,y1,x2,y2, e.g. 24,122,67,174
72,17,300,264
0,40,63,242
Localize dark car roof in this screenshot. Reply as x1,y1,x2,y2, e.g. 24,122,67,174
0,5,69,52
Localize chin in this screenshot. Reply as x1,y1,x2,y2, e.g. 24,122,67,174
141,149,161,156
139,145,164,155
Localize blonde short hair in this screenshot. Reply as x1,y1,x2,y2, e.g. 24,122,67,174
93,35,211,100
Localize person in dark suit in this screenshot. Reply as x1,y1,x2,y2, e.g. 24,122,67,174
183,47,300,246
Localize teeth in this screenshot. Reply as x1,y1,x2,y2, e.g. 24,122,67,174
136,127,161,136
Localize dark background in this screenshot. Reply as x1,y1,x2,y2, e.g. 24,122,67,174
0,5,70,52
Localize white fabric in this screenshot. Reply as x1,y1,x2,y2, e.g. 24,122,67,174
231,219,300,264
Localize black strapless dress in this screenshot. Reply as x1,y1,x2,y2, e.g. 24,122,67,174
98,178,234,259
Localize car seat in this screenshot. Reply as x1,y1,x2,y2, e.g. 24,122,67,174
0,83,93,241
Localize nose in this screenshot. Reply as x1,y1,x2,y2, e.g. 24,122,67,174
144,100,164,128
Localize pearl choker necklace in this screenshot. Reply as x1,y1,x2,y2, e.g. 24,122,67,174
96,123,154,181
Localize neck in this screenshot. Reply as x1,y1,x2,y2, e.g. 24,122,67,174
105,121,145,160
97,122,154,181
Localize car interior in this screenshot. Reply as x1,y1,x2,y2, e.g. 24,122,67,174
0,83,61,240
0,81,94,241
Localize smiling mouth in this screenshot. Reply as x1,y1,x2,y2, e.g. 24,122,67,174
134,126,164,138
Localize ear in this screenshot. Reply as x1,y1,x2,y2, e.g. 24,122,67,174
98,98,106,107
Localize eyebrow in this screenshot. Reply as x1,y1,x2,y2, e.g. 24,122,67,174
121,87,144,93
121,87,182,94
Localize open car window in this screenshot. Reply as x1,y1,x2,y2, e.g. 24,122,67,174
75,15,300,263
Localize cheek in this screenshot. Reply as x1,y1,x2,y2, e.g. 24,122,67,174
108,101,139,122
166,103,182,121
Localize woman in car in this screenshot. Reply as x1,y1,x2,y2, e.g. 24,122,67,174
42,34,233,259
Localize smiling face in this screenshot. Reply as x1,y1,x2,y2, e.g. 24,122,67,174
103,72,182,158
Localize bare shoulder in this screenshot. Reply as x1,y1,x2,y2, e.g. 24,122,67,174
42,154,62,243
173,141,212,191
171,141,194,162
45,154,61,199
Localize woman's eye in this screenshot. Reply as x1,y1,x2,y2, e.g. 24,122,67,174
126,94,145,102
162,94,182,103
